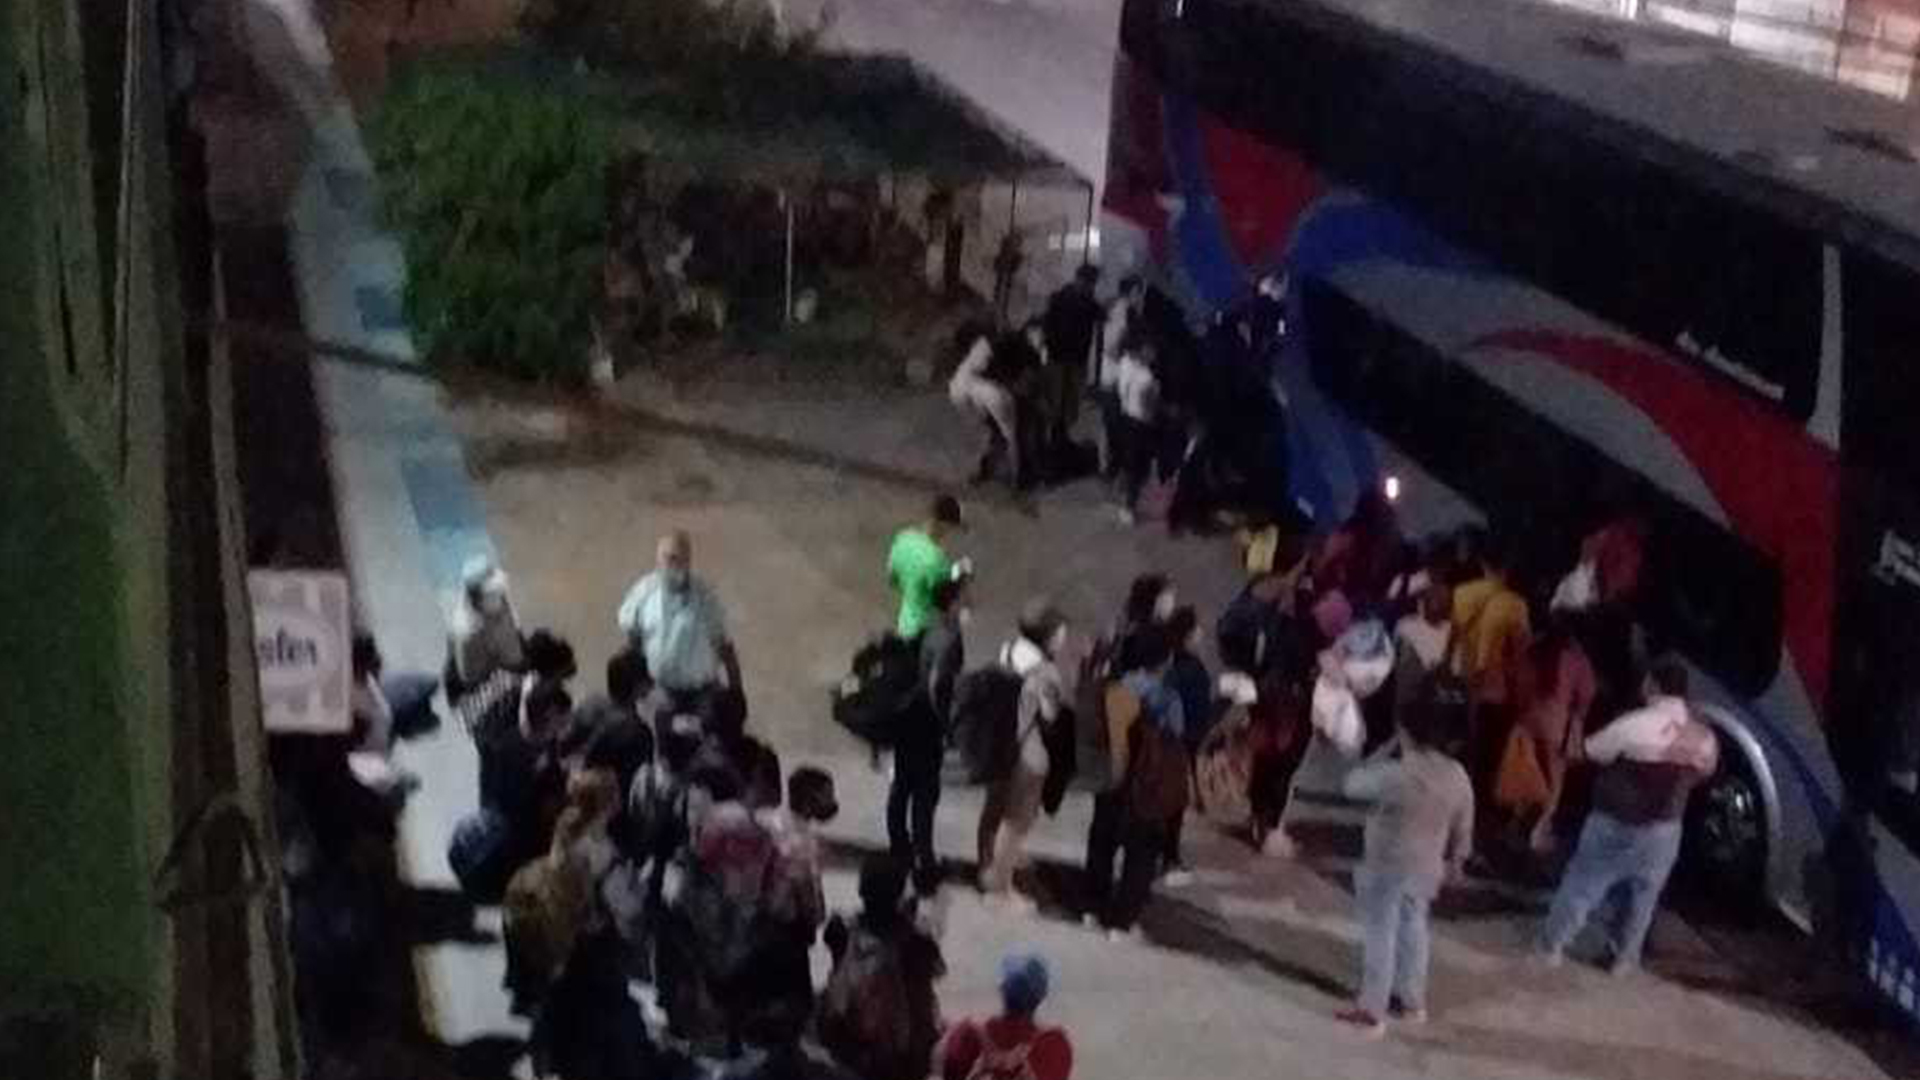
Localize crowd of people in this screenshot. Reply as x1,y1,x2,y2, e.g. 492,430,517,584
870,485,1720,1041
947,266,1291,531
276,264,1731,1077
432,530,1074,1080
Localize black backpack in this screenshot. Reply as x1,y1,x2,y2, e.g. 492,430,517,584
950,667,1023,784
831,634,920,747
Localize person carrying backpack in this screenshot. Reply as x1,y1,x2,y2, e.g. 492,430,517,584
1085,625,1187,940
937,952,1073,1080
979,601,1073,911
819,856,947,1080
891,575,968,884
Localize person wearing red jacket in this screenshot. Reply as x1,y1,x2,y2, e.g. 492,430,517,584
938,952,1073,1080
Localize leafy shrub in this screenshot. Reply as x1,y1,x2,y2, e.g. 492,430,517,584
368,70,616,381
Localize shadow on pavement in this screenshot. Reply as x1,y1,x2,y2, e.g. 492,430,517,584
1422,1022,1868,1080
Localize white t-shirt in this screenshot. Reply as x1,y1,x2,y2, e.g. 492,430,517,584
1393,614,1452,673
1109,353,1159,422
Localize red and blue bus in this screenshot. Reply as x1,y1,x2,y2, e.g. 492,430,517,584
1104,0,1920,1015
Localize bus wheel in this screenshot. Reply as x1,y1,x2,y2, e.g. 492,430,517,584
1683,749,1769,908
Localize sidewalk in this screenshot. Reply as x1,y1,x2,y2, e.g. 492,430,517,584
252,4,1911,1079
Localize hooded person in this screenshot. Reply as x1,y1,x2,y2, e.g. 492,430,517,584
449,555,525,694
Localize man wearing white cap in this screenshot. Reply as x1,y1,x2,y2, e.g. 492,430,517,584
616,530,741,720
449,554,525,694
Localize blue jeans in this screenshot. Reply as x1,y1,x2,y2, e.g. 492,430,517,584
1543,813,1683,968
1356,867,1434,1016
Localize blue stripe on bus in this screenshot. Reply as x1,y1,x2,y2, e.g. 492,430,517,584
1157,86,1920,989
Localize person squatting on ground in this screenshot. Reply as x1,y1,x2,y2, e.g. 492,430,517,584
1539,659,1719,975
980,601,1073,910
891,573,968,884
617,529,744,726
949,325,1028,491
938,952,1075,1080
1335,693,1475,1038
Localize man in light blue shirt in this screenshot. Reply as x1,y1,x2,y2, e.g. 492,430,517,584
616,530,741,719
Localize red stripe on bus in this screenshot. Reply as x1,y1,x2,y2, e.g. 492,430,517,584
1471,328,1837,710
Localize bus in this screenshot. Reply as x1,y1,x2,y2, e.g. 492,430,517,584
1102,0,1920,1016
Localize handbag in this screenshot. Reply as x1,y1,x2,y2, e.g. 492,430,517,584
1494,727,1551,812
1195,705,1255,826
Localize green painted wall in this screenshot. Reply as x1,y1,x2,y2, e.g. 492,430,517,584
0,0,162,1035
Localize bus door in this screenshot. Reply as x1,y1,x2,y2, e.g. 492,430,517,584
1831,250,1920,982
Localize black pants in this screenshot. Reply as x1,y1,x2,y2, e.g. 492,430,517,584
1251,735,1309,834
1110,415,1155,508
888,737,944,875
1087,791,1166,928
1086,790,1126,912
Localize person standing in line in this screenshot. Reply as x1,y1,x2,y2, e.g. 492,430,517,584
1449,537,1533,804
890,575,968,885
616,530,742,726
1111,572,1178,675
1086,626,1187,939
449,555,526,695
1538,659,1718,975
1041,264,1103,460
1094,276,1147,476
937,952,1075,1080
1334,696,1475,1037
1503,618,1597,861
888,494,967,641
1098,275,1147,378
980,602,1072,912
1102,333,1163,525
1161,606,1214,886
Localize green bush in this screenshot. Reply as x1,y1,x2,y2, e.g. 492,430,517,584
368,70,616,381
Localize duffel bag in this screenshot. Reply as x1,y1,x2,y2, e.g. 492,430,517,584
830,633,919,747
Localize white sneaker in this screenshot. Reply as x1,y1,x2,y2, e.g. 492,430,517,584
1162,867,1196,888
1105,926,1142,944
1261,830,1297,859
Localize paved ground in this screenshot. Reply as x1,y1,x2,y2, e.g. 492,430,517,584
434,362,1911,1080
238,0,1920,1075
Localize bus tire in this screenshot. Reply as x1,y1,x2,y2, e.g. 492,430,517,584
1682,744,1770,911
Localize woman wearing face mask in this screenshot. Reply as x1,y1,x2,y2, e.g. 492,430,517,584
449,556,526,696
981,600,1073,913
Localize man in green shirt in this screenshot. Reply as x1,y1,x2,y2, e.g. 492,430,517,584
889,494,967,639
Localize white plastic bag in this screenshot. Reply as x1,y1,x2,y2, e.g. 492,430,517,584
1551,559,1599,613
1311,676,1366,758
